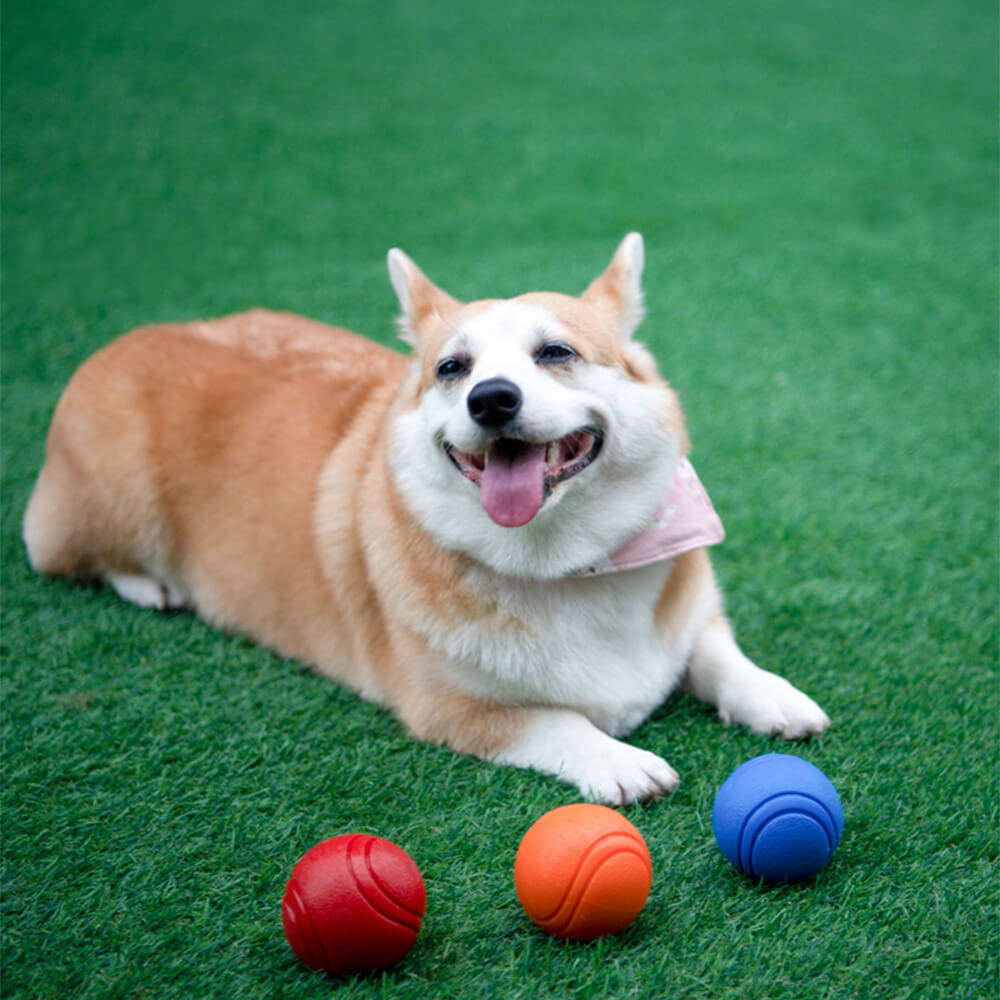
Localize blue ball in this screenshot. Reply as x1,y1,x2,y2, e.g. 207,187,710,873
712,753,844,883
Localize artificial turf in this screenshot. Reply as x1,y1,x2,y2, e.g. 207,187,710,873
2,0,997,997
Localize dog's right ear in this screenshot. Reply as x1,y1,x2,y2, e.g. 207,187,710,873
387,249,462,346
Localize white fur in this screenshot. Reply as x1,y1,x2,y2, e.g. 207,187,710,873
612,231,646,341
494,708,680,806
420,561,722,803
683,623,831,739
466,574,828,801
107,572,186,611
390,300,681,579
436,563,687,731
387,248,419,345
383,251,829,802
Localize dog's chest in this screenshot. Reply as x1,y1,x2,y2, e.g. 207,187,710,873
438,562,690,736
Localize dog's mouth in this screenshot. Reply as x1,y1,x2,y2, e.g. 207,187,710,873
444,426,604,528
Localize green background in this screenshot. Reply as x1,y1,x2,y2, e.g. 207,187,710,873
3,1,996,997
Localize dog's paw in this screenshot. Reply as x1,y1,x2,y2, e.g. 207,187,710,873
719,668,831,740
496,708,680,806
107,571,186,611
575,741,681,807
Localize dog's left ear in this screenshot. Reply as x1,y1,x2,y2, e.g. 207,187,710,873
581,232,646,342
387,248,462,346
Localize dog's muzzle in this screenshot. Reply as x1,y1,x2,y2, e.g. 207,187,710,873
444,426,604,528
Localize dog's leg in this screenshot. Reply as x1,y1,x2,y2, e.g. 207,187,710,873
493,707,680,806
683,615,830,738
397,646,680,805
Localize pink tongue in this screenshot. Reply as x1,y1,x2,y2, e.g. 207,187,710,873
481,442,547,527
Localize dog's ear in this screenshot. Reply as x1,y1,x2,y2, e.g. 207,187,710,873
581,232,646,342
387,248,462,346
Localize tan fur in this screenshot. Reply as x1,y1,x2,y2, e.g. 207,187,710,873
24,306,536,746
24,237,829,803
656,549,716,641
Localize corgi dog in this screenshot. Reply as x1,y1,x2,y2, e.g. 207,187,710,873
23,234,829,804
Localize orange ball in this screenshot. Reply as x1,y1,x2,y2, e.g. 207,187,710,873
514,804,652,941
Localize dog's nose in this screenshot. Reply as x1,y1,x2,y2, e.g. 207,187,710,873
467,377,523,428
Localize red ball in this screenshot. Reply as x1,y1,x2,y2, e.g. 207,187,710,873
514,804,652,941
281,834,426,976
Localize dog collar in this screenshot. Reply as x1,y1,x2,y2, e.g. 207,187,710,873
568,458,725,577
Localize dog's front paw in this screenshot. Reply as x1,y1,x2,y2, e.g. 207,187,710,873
574,740,680,807
719,668,831,740
496,708,680,806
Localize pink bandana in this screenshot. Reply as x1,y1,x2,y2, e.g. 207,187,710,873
568,458,725,577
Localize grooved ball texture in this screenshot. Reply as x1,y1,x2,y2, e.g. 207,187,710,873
281,834,426,975
514,804,653,940
712,753,844,883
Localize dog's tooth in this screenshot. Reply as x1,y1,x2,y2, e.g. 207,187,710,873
547,441,559,467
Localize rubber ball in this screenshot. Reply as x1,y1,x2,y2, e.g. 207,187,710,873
281,833,426,975
514,803,652,940
712,753,844,883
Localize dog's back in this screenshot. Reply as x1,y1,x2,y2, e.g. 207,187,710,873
24,309,407,669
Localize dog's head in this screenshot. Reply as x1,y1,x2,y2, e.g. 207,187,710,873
388,234,688,579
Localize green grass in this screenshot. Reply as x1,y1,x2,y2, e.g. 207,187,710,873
2,0,997,997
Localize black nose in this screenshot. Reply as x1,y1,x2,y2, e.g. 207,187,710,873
467,377,523,428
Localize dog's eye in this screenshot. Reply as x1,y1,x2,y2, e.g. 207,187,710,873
535,342,578,365
436,357,470,381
